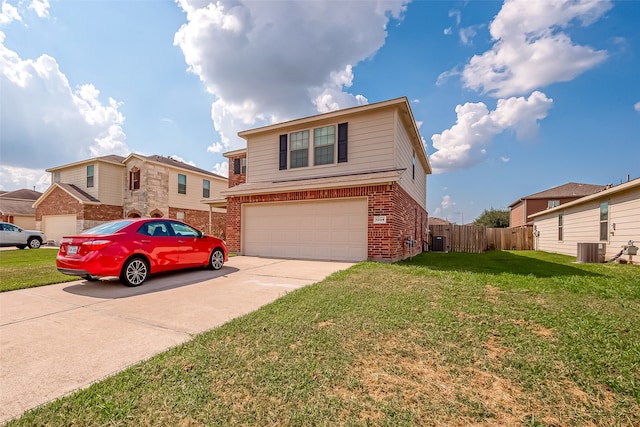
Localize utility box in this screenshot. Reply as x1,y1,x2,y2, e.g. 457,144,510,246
576,242,606,263
623,241,638,256
432,236,446,252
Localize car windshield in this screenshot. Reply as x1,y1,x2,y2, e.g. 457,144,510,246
81,220,134,235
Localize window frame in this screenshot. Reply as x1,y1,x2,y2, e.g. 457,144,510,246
178,174,187,195
599,202,608,241
86,165,94,188
129,169,140,190
241,157,247,174
558,213,563,241
203,179,210,198
288,125,339,169
548,200,560,209
313,125,336,166
289,130,309,169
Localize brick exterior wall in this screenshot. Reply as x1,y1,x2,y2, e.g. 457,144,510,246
226,183,426,262
168,207,227,239
227,154,247,188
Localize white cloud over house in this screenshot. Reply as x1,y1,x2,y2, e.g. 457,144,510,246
461,0,612,98
429,92,552,174
0,33,129,172
430,0,611,174
173,0,408,152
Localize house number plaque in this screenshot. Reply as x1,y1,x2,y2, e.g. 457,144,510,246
373,216,387,224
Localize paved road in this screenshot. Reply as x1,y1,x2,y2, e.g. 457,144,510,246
0,256,354,423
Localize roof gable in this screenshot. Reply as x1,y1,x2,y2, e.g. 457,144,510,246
510,182,606,207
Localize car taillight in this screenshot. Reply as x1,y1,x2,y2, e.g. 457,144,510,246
82,240,112,250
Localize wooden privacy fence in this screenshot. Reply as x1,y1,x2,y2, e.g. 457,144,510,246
428,224,533,253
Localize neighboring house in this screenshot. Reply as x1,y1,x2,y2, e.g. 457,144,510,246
0,189,42,229
34,154,227,244
222,97,432,262
509,182,606,227
530,177,640,265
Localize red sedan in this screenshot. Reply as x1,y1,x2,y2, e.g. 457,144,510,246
57,218,228,286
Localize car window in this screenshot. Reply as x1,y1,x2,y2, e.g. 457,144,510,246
82,220,133,235
169,222,199,237
3,224,19,232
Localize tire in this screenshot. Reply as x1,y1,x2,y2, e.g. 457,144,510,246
120,257,149,287
208,248,224,270
27,237,42,249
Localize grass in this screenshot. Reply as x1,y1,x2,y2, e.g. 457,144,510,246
0,248,78,292
5,250,640,426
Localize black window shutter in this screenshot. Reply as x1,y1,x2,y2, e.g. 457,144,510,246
279,134,288,170
233,158,241,174
338,122,348,163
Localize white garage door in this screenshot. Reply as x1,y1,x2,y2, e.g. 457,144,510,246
243,198,368,261
43,215,77,245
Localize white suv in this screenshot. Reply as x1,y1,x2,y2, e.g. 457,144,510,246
0,222,47,249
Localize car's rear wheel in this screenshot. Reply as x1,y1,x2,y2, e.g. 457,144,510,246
208,248,224,270
120,257,149,287
27,237,42,249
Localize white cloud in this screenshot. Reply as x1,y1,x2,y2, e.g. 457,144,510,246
0,165,50,192
634,102,640,112
449,9,461,26
0,1,21,25
429,91,553,173
29,0,49,18
461,0,612,97
212,161,228,178
500,156,510,163
443,27,452,36
174,0,408,152
0,33,129,175
441,195,452,209
459,24,483,45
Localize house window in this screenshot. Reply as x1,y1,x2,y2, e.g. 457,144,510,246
203,179,210,198
314,126,335,166
548,200,560,209
599,202,608,241
178,174,187,195
86,165,94,188
233,158,247,175
53,172,61,183
412,150,416,180
129,169,140,190
290,130,309,168
558,214,563,241
280,122,347,170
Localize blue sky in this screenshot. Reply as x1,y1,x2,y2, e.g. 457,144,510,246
1,0,638,223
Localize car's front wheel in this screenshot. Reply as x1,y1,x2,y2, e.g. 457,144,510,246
27,237,42,249
120,257,149,287
208,248,224,270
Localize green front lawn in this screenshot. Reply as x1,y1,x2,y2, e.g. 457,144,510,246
6,251,640,426
0,248,78,292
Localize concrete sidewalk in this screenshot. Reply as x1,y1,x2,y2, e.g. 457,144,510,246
0,256,354,424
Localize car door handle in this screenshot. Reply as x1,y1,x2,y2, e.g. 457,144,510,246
177,240,185,244
141,239,151,244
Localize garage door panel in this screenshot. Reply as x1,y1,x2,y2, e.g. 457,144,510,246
42,215,77,245
243,199,367,261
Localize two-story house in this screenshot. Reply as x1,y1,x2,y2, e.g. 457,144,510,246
509,182,606,228
34,154,227,244
222,97,432,262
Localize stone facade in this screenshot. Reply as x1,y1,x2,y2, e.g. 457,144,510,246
226,183,425,262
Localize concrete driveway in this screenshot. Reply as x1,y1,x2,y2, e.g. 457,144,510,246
0,256,354,423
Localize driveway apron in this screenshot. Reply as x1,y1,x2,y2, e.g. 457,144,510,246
0,256,354,423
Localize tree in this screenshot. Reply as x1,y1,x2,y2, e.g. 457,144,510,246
473,208,510,228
